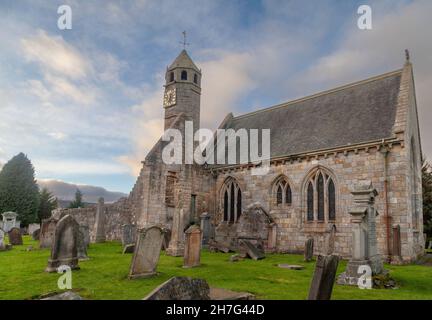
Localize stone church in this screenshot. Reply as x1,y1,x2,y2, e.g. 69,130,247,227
59,49,424,263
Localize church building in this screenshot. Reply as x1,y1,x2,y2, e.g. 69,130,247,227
60,49,424,263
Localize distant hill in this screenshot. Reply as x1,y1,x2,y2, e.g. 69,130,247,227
38,179,128,204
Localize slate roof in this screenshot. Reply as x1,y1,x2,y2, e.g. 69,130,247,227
215,69,402,163
168,50,200,72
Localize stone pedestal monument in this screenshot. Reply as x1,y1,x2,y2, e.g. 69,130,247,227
338,181,384,285
1,212,20,233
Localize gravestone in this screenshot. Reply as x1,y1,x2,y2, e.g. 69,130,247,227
77,226,89,260
8,227,23,245
94,197,106,243
200,212,211,246
390,225,403,265
121,224,137,247
123,244,135,254
0,228,5,251
32,229,40,241
308,255,339,300
278,264,305,270
28,223,40,236
338,181,384,285
128,225,166,279
428,240,432,250
39,217,58,248
166,206,185,256
45,215,80,272
162,229,171,250
239,239,265,260
236,203,275,252
304,238,314,262
183,225,202,268
41,291,83,300
80,225,90,248
324,224,336,255
1,212,19,232
143,277,210,300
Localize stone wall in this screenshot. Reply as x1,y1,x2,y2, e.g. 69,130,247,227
57,197,132,242
207,139,419,262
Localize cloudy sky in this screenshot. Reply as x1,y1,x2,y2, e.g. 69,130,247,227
0,0,431,193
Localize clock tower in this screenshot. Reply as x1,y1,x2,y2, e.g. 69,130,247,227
163,50,201,131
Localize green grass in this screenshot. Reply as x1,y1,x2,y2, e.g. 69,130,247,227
1,236,431,300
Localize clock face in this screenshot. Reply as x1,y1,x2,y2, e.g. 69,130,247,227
163,88,176,108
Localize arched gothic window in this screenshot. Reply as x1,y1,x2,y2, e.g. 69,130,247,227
169,72,174,82
221,178,242,222
181,70,188,80
194,73,198,84
273,176,292,206
305,168,336,222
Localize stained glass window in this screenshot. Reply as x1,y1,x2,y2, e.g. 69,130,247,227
317,173,324,221
277,185,283,205
307,182,314,221
328,179,336,220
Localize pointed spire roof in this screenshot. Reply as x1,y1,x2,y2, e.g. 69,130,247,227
168,50,200,72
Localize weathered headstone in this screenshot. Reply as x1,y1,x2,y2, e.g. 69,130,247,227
8,227,23,245
41,291,83,300
338,181,384,285
200,212,211,246
428,240,432,250
0,228,5,251
162,229,171,250
39,217,58,248
77,226,89,260
324,224,336,255
45,215,80,272
28,223,40,236
32,229,40,241
239,239,265,260
94,197,106,243
121,224,137,247
304,238,314,262
183,225,202,268
308,255,339,300
390,225,403,265
128,225,166,279
80,225,90,248
166,207,185,256
143,277,210,300
236,203,276,252
278,264,305,270
123,243,135,254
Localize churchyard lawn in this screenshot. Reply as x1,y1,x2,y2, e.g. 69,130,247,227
0,236,431,300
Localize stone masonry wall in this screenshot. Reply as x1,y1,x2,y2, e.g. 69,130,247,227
56,197,132,242
208,141,418,262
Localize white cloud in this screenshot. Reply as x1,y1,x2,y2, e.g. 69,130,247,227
21,29,91,79
199,51,256,129
47,132,67,140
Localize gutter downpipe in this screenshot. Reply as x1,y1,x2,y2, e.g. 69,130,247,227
380,141,391,261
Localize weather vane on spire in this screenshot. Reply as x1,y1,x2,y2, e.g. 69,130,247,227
180,31,190,50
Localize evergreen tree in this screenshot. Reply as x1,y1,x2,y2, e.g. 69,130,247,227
38,188,58,223
422,160,432,239
69,189,84,208
0,153,40,226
